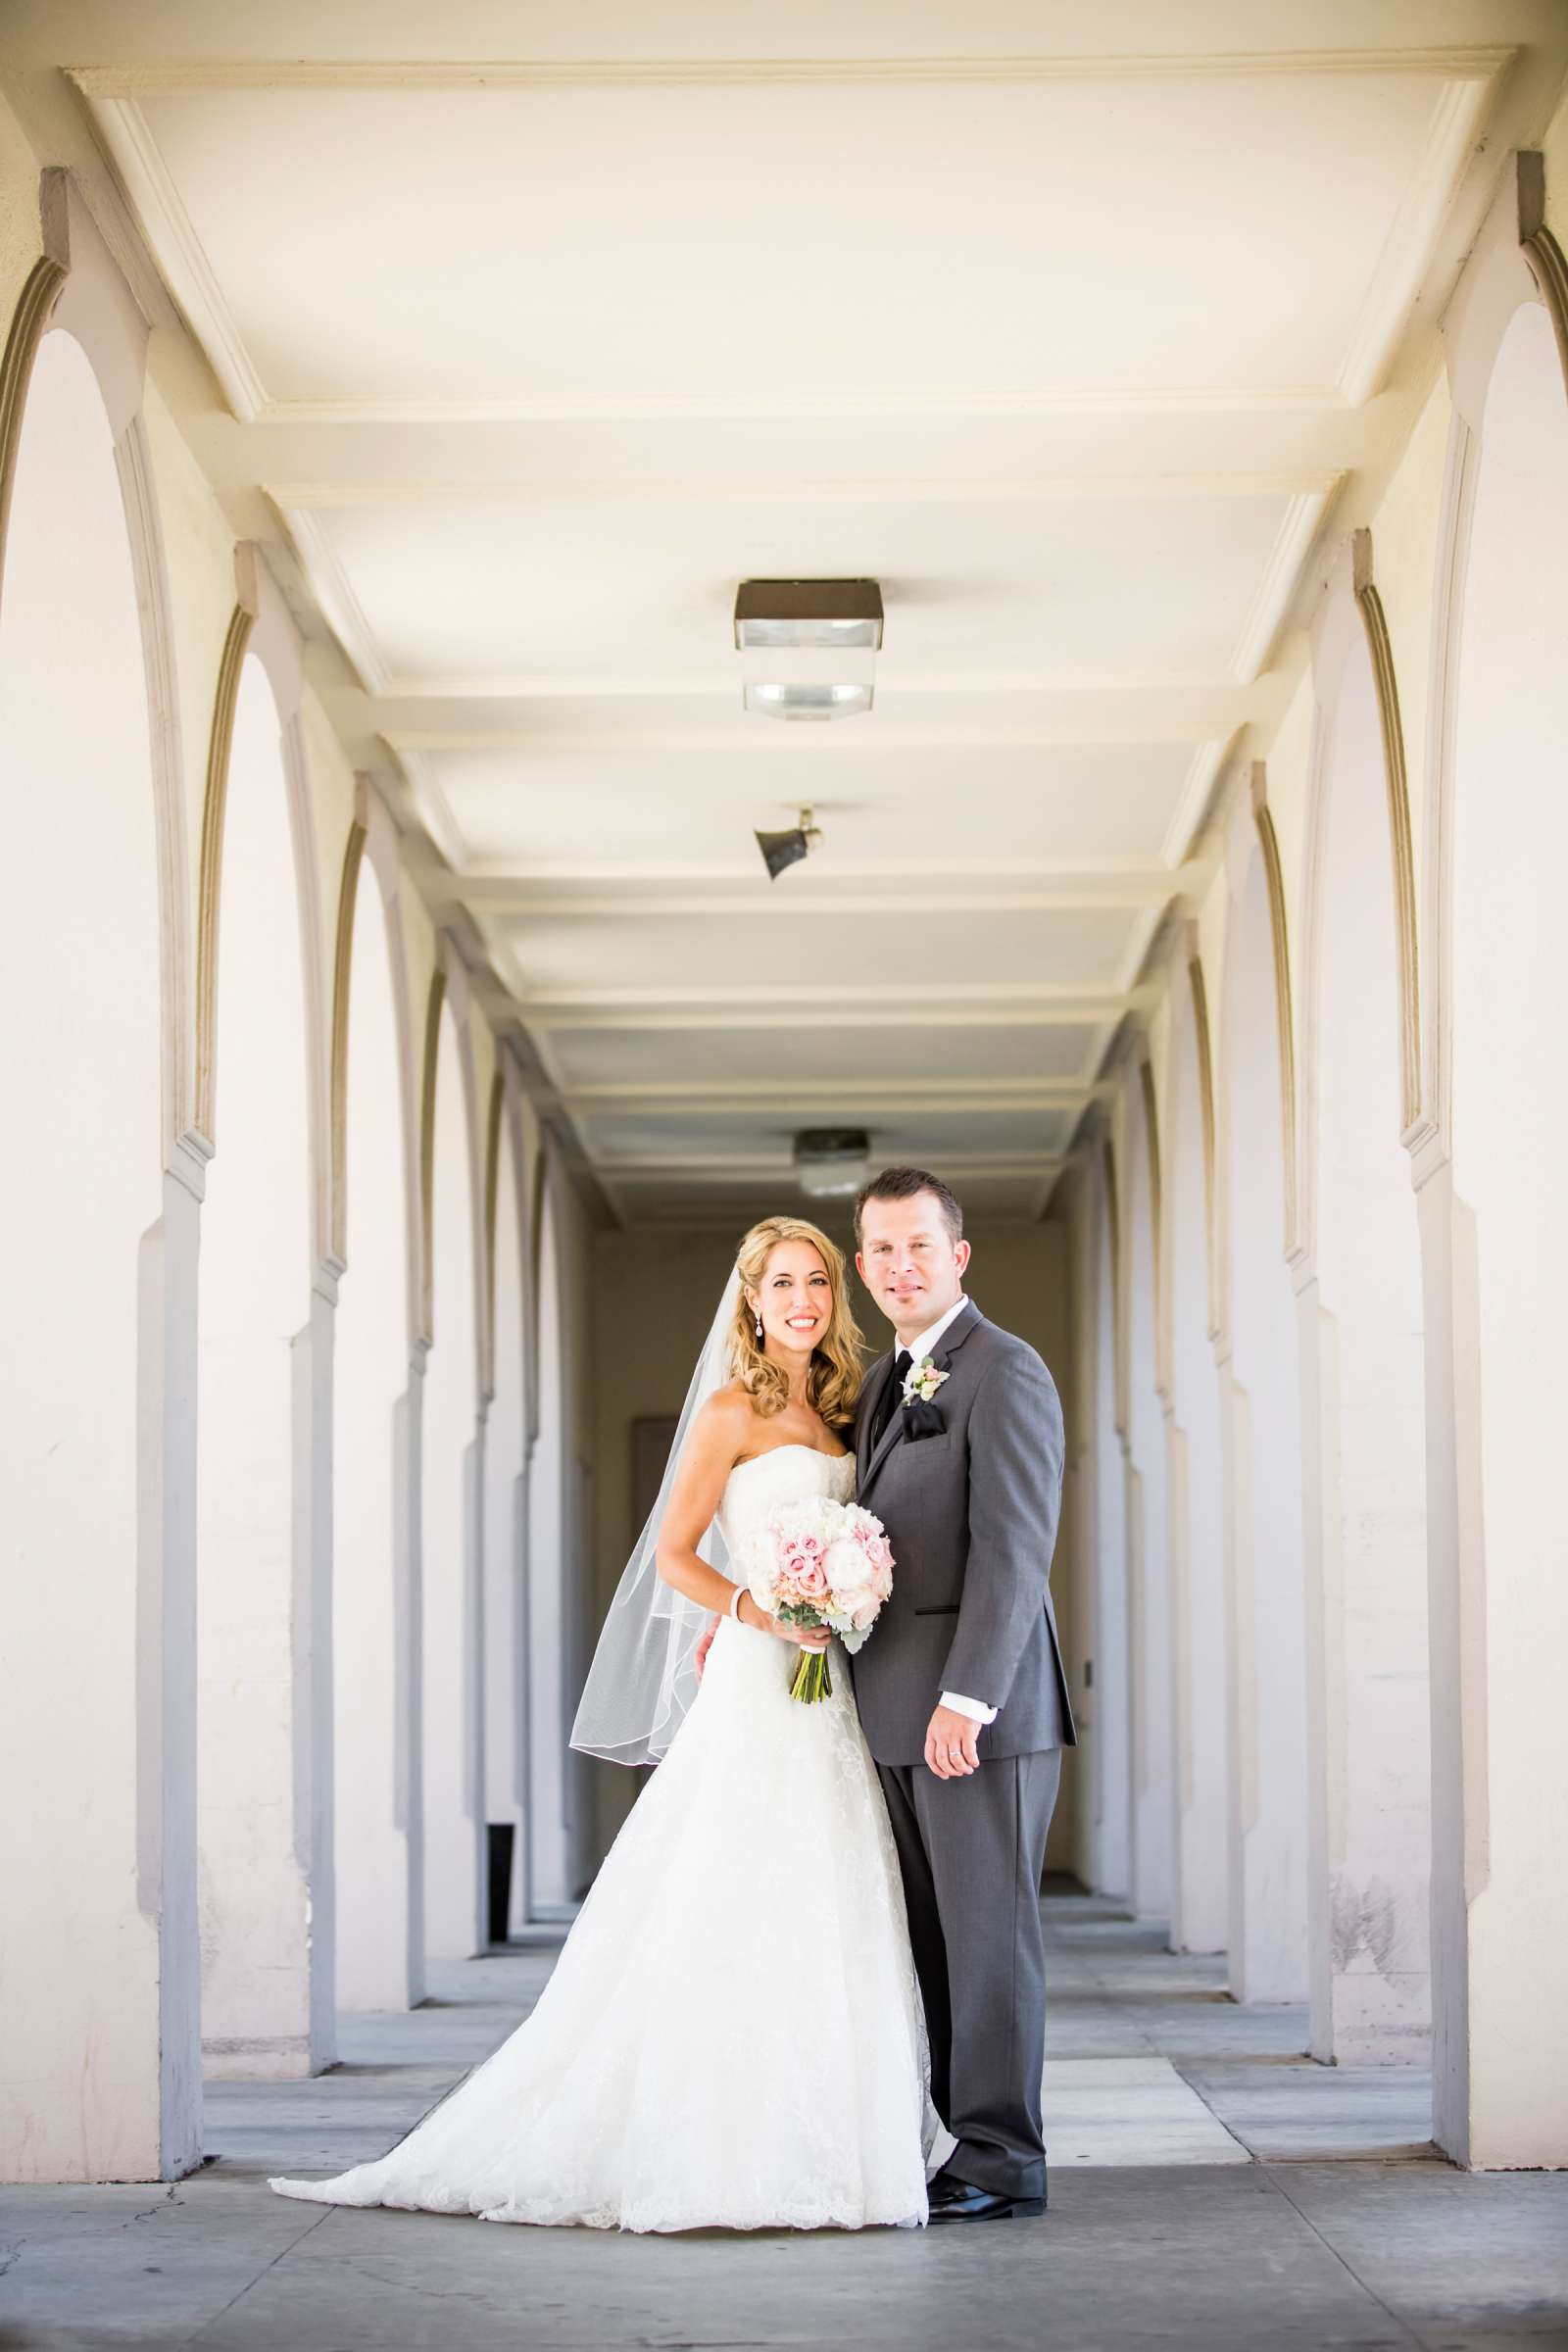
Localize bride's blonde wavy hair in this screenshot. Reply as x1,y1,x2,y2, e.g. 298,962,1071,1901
730,1215,864,1430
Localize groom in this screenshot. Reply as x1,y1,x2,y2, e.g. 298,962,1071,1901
850,1166,1075,2223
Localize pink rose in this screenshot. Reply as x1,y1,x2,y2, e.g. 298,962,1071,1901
852,1594,880,1631
863,1535,893,1574
794,1558,830,1602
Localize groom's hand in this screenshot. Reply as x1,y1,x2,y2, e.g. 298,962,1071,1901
924,1703,982,1780
693,1616,720,1682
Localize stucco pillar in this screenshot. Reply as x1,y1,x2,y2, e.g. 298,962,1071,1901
1418,1153,1568,2167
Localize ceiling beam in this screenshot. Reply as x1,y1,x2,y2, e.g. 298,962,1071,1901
458,876,1189,911
564,1078,1091,1105
522,1004,1124,1031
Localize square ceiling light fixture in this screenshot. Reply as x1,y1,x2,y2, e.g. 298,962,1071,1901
734,579,883,720
794,1127,872,1200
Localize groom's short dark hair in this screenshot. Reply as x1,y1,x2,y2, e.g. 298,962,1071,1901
854,1165,964,1247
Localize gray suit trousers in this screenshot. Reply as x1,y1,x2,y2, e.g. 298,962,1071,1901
878,1746,1061,2201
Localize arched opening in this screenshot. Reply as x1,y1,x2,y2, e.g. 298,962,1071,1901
196,652,315,2077
421,995,484,1961
333,862,416,2010
483,1099,529,1939
1091,1162,1131,1899
527,1170,570,1914
1221,850,1309,2001
1166,981,1228,1954
1303,630,1430,2065
1125,1073,1173,1923
0,330,175,2178
1438,295,1568,2163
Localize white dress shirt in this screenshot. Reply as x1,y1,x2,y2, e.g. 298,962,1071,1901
893,1296,1000,1729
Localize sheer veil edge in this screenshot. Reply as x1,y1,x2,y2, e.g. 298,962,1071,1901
568,1270,741,1767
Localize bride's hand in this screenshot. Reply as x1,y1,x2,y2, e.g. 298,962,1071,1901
740,1593,831,1651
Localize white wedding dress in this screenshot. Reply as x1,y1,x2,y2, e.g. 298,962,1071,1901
270,1445,943,2231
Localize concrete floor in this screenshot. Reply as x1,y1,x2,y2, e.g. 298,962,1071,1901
4,1894,1565,2351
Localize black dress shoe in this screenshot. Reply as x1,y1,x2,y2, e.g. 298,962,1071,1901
928,2180,1045,2222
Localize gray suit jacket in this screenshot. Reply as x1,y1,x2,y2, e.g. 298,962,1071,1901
847,1298,1077,1767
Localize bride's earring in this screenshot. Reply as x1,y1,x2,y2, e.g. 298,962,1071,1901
755,1313,763,1340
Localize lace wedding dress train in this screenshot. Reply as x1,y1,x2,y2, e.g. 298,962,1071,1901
269,1446,943,2231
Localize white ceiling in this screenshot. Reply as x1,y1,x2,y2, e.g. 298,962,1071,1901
14,1,1564,1224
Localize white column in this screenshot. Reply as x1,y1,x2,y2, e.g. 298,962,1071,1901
1091,1184,1131,1899
1125,1080,1173,1925
1166,993,1229,1954
196,654,321,2078
420,1004,485,1961
1299,607,1430,2067
332,863,421,2011
1423,285,1568,2163
1219,846,1309,2003
483,1108,528,1938
0,328,200,2181
527,1183,570,1912
297,1279,338,2064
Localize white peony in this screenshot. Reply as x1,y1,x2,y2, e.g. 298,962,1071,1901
822,1535,869,1594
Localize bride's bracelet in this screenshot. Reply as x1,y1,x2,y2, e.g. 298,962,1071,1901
729,1583,747,1623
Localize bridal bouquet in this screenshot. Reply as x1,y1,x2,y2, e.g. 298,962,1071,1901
741,1497,895,1704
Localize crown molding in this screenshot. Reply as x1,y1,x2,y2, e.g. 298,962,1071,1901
1159,740,1232,867
83,93,267,419
272,501,389,691
1228,484,1337,680
1333,68,1502,404
390,743,467,874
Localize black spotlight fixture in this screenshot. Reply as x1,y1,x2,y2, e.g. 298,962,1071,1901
755,804,823,882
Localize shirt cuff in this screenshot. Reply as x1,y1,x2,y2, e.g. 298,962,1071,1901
941,1690,999,1725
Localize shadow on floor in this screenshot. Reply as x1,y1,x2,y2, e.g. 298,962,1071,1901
1,1893,1563,2352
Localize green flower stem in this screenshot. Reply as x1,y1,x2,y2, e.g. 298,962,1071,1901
788,1647,833,1704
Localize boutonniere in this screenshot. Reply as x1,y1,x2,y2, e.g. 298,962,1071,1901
902,1356,950,1407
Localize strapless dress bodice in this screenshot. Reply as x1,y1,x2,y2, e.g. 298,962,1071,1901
715,1440,857,1558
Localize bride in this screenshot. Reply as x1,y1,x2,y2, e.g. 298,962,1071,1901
270,1214,944,2232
